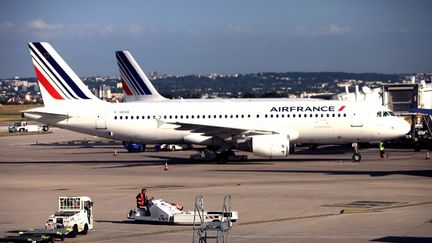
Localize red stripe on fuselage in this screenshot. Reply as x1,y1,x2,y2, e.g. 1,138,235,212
122,79,133,96
338,105,346,111
34,66,64,100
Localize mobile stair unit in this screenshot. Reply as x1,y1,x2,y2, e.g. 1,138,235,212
192,195,234,243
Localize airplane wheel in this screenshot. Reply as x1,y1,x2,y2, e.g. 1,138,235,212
69,224,78,238
352,153,361,162
81,224,88,235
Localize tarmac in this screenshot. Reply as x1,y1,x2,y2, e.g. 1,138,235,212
0,128,431,242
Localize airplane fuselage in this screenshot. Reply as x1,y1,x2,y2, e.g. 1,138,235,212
25,98,408,147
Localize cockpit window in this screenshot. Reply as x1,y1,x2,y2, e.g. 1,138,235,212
378,111,395,117
377,111,395,117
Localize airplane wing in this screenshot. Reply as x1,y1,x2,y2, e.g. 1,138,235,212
159,120,299,140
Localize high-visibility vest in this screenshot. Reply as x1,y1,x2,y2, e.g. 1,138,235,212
137,193,145,206
379,143,385,151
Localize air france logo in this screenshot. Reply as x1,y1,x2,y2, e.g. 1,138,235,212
270,105,346,112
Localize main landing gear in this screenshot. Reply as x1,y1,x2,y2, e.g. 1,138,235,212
352,142,361,162
215,149,235,164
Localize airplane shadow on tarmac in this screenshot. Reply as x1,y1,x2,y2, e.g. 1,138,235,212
372,236,432,243
211,169,432,178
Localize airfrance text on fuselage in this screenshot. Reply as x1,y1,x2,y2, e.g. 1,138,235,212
270,106,337,112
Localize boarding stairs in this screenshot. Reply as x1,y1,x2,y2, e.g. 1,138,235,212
424,115,432,138
192,195,233,243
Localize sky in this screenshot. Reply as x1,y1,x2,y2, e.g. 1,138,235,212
0,0,431,78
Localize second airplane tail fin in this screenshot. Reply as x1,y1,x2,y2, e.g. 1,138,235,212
28,42,100,107
116,51,166,102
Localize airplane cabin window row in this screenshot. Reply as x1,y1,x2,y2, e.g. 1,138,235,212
113,113,348,120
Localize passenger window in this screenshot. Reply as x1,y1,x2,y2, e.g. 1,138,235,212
142,116,145,119
310,114,313,118
332,114,335,117
180,115,183,119
147,116,150,119
114,116,117,120
265,114,268,118
281,114,284,118
136,116,139,119
120,116,123,120
248,114,251,118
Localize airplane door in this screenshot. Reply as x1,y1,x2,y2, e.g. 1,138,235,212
95,112,107,129
351,113,363,127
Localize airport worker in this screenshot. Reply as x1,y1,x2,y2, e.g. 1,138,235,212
136,188,149,209
379,142,385,158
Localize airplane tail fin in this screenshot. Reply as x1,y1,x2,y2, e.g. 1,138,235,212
28,42,100,107
115,51,166,101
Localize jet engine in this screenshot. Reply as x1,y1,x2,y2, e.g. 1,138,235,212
249,134,289,159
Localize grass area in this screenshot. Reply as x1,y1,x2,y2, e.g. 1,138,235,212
0,104,42,122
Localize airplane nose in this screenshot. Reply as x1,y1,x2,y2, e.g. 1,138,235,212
399,119,411,136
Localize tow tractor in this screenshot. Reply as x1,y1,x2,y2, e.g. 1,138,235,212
127,198,238,224
45,196,94,237
0,196,93,242
8,121,49,133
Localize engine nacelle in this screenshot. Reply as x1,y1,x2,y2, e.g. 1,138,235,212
250,134,289,159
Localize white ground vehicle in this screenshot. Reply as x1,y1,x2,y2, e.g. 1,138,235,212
160,144,192,151
8,121,48,133
45,196,93,237
127,199,238,224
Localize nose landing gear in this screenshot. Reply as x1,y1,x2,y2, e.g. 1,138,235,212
352,142,361,162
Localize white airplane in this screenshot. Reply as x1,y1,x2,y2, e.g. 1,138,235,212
23,42,410,162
